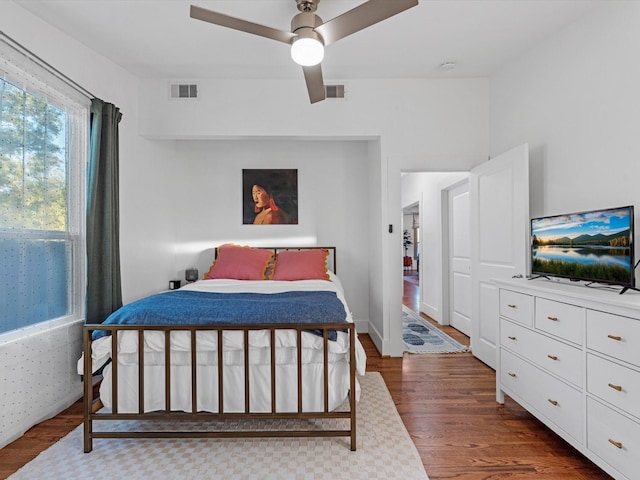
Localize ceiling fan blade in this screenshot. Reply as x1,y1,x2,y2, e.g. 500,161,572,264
190,5,295,44
302,64,326,104
315,0,418,46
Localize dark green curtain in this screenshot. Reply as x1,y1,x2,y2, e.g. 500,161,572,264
86,98,123,324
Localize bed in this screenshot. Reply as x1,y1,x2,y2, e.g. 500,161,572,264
80,245,366,452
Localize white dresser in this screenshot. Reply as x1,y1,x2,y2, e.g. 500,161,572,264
495,278,640,480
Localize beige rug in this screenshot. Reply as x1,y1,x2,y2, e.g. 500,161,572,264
9,372,429,480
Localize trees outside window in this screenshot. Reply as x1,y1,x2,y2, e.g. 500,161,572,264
0,76,86,334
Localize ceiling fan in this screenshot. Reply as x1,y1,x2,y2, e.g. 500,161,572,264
190,0,419,103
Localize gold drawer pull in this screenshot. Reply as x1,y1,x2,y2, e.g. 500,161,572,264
608,383,622,392
547,354,558,361
547,316,559,321
607,334,622,341
508,304,517,309
508,336,517,340
608,439,623,449
547,399,558,406
508,372,517,377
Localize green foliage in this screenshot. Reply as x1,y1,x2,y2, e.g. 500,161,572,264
0,79,67,231
532,258,630,283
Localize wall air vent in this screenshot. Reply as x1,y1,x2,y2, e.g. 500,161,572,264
325,84,345,99
169,83,198,99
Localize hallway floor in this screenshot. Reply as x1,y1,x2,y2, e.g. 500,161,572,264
402,271,420,312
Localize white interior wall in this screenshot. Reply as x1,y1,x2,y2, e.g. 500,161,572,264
122,139,372,330
490,2,640,241
0,1,152,448
365,139,386,351
138,77,489,355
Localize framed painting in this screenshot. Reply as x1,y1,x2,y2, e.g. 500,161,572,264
242,169,298,225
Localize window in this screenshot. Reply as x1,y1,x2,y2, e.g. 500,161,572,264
0,44,88,336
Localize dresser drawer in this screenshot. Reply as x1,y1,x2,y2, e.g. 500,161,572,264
500,319,582,387
535,298,584,345
500,290,533,326
587,353,640,420
587,310,640,368
501,349,583,442
587,397,640,480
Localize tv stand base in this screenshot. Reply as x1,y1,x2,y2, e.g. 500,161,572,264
528,274,551,281
619,286,640,295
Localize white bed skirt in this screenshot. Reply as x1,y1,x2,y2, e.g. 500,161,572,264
100,357,358,414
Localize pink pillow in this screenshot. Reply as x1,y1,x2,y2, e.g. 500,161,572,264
271,249,329,281
205,244,273,280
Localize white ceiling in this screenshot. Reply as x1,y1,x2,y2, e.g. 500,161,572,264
14,0,604,81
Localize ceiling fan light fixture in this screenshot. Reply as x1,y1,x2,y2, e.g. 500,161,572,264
190,0,419,103
291,30,324,66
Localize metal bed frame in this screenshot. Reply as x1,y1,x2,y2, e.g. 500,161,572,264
83,246,357,452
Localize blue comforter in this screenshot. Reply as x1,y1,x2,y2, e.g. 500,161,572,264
93,290,347,341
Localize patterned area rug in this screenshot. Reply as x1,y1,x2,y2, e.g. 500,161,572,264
403,306,469,354
8,372,429,480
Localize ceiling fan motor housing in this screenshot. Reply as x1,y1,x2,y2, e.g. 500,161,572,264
291,12,324,44
291,12,323,32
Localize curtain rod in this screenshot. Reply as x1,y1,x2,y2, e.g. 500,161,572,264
0,30,95,100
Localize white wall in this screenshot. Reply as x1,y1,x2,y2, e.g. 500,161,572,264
138,77,490,355
490,2,640,235
121,139,372,330
0,1,151,448
139,78,488,158
401,172,468,323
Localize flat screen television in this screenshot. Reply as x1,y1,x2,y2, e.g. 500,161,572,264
531,205,636,292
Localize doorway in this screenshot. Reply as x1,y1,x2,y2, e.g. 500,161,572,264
400,172,469,330
402,202,420,312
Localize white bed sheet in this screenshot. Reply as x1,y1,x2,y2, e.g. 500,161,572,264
80,273,366,413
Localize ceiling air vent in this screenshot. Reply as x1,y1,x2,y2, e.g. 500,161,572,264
169,83,198,99
325,84,345,99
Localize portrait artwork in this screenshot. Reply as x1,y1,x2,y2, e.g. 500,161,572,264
242,169,298,225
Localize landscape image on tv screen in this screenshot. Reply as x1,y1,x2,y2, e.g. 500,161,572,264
531,206,634,286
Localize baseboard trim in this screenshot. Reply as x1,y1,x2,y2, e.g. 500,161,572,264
0,390,82,449
354,318,369,334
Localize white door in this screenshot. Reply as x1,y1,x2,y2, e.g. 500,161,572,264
448,181,471,336
470,144,529,368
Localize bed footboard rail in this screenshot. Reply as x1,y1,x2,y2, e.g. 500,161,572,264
83,323,357,452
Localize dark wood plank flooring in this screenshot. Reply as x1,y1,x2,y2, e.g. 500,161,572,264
0,276,612,479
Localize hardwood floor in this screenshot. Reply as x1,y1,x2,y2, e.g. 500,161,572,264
0,277,612,479
403,270,420,312
394,274,610,479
